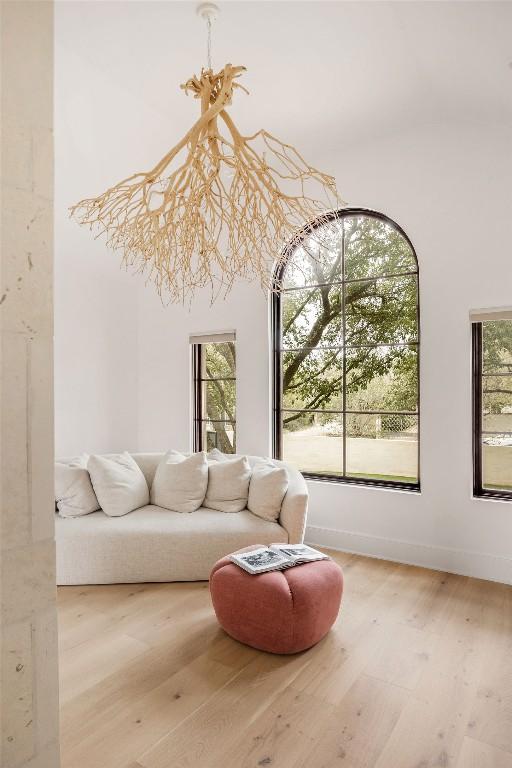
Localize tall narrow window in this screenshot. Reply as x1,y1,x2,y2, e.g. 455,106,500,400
191,332,236,453
272,208,420,489
472,311,512,499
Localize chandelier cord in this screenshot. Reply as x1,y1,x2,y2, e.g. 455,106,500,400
206,14,212,69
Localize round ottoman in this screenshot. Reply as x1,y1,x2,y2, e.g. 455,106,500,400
209,545,343,654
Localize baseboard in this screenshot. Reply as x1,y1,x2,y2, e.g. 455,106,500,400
305,525,512,585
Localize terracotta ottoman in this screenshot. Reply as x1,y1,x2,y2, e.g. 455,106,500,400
209,545,343,654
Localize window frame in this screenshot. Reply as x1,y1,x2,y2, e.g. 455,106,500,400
472,321,512,501
192,341,237,453
271,207,421,491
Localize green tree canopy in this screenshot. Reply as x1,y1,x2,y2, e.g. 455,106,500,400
281,214,419,428
202,342,236,452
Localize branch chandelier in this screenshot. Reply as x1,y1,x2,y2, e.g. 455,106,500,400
70,3,341,303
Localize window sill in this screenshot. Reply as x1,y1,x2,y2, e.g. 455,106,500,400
473,490,512,503
301,472,421,494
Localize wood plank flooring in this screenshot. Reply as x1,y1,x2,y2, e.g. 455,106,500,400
58,550,512,768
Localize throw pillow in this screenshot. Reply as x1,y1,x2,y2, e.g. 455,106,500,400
55,454,100,518
207,448,228,462
151,451,208,513
88,452,149,517
204,455,252,513
248,461,288,522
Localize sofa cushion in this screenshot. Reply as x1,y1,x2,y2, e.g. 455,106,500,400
55,454,100,518
55,506,288,584
88,452,149,517
151,451,208,513
204,455,252,513
248,461,289,522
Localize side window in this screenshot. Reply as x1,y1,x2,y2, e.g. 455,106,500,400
192,335,236,453
472,316,512,499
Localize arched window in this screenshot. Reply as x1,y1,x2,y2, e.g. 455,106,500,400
272,208,420,489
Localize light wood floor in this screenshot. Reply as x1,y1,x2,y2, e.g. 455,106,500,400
58,550,512,768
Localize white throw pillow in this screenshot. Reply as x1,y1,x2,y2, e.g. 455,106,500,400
248,461,288,522
151,451,208,513
55,454,100,518
207,448,227,462
88,452,149,517
204,455,252,513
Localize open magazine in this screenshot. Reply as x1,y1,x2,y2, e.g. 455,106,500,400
230,544,329,575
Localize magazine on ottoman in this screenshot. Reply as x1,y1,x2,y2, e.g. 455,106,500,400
230,544,329,575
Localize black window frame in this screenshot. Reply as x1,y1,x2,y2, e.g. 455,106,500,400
472,321,512,501
192,341,237,453
272,207,420,491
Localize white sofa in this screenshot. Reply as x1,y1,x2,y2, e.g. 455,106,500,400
55,452,308,585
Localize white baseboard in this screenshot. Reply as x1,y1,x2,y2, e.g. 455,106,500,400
305,525,512,585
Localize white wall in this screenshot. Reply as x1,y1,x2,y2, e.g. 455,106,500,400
54,2,512,582
53,218,139,456
137,281,270,457
54,12,143,456
137,119,512,584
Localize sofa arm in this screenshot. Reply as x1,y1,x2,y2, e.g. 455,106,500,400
279,465,308,544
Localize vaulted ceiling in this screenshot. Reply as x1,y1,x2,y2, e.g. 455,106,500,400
56,1,512,189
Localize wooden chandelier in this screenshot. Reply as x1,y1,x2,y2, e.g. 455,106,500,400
70,62,340,303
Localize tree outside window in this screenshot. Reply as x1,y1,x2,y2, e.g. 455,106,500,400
474,318,512,498
193,341,236,454
273,210,420,488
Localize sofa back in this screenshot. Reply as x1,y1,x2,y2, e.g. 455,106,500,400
130,453,166,487
129,452,283,488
